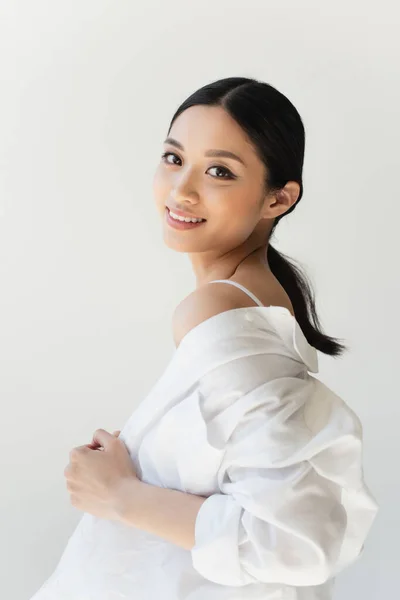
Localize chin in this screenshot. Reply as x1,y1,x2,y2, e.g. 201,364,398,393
161,231,210,253
162,236,194,253
163,239,187,252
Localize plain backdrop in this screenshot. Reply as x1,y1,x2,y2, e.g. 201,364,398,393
1,1,398,598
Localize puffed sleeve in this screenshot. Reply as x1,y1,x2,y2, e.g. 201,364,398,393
190,356,378,587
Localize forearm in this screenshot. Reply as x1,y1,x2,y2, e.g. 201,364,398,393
114,476,208,550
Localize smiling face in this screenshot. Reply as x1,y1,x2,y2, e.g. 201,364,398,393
153,105,275,255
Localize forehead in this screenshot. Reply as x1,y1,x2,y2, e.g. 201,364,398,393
169,105,255,155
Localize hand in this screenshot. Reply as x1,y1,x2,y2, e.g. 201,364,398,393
64,428,139,521
86,429,121,449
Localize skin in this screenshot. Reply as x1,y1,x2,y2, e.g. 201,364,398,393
65,104,302,551
153,104,300,325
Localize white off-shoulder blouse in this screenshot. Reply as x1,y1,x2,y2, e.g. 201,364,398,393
29,295,378,600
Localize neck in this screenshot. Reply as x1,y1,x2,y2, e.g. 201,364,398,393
190,244,270,288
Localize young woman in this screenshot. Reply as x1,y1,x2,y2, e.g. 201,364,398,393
30,77,378,600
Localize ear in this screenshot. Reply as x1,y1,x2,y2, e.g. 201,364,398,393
261,182,300,219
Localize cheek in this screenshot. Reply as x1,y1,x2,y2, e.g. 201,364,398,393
210,192,255,234
212,200,262,250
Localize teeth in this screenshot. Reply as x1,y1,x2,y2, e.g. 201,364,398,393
169,209,204,223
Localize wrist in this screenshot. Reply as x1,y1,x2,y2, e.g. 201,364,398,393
113,476,146,526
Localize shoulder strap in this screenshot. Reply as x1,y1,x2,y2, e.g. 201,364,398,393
208,279,264,307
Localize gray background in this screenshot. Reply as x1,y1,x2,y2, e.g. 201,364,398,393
0,1,397,598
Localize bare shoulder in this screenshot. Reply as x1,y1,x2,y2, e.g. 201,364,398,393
172,283,252,348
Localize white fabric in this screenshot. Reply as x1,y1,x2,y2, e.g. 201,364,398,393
29,306,378,600
208,278,265,306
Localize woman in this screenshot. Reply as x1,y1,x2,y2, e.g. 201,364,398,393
30,77,378,600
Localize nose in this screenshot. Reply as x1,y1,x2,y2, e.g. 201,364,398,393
170,180,199,205
170,192,198,207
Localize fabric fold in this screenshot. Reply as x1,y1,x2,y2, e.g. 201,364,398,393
188,320,378,588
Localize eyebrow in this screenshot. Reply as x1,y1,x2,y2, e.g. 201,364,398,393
163,137,246,167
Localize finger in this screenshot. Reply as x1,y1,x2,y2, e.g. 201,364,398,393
112,430,121,437
86,441,100,449
92,429,115,448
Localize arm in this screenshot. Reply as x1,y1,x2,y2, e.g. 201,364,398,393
114,476,208,551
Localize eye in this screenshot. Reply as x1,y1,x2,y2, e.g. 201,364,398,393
207,166,235,180
161,152,236,180
161,151,181,166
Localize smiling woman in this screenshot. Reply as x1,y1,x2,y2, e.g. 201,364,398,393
29,76,378,600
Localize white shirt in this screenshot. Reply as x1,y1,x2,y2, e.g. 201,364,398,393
29,305,378,600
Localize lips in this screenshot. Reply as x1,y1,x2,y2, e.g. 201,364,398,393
167,206,206,220
165,207,206,230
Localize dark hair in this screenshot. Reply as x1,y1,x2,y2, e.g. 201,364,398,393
167,77,346,357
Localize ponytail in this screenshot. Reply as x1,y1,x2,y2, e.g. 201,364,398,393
267,244,346,356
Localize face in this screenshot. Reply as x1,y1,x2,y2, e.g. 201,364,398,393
153,105,280,255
